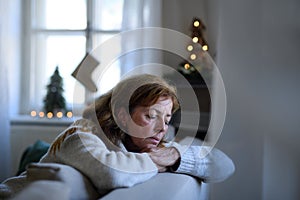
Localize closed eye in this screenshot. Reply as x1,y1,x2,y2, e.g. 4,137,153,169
146,114,156,119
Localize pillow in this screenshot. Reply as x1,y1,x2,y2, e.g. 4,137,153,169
26,163,100,199
17,140,50,175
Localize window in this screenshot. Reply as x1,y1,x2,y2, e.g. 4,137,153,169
21,0,124,115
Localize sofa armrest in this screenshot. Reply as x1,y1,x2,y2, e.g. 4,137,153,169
26,163,100,199
101,172,210,200
10,180,70,200
2,163,209,200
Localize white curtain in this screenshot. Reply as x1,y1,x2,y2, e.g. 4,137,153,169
120,0,163,76
0,64,11,182
0,0,18,181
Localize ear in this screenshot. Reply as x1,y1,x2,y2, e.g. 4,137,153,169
117,107,129,127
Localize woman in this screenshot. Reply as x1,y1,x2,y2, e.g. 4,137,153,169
40,74,235,194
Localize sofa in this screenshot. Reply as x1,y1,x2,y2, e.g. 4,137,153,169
1,162,210,200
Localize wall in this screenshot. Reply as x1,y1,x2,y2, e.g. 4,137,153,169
210,0,300,199
261,0,300,199
210,0,264,199
263,135,300,200
10,118,71,176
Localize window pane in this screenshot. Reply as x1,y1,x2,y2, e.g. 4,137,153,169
35,0,87,29
45,36,86,105
98,61,121,94
93,0,124,30
33,35,86,109
92,33,121,96
92,33,120,48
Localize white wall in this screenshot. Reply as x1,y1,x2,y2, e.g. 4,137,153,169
263,135,300,200
261,0,300,199
210,0,300,199
10,119,70,176
210,0,264,199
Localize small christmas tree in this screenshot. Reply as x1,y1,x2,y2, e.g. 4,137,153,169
43,66,66,115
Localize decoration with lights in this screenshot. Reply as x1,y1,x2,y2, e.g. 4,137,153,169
30,66,73,119
30,110,73,119
178,17,212,83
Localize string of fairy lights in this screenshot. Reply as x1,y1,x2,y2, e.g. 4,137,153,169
183,18,209,71
30,110,73,119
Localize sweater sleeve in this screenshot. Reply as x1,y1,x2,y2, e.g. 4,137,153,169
170,142,235,183
41,125,158,193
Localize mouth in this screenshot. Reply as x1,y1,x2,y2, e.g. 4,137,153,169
147,136,161,145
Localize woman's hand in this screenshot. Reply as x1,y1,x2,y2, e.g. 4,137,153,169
145,147,180,172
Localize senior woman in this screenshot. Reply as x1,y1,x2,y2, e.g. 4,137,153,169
39,74,235,195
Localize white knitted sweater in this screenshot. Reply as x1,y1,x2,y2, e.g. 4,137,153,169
40,118,235,194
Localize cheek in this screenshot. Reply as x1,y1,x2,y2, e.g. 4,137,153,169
131,115,149,127
127,123,153,138
126,117,154,138
131,137,145,148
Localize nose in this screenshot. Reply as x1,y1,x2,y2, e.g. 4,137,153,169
155,118,167,133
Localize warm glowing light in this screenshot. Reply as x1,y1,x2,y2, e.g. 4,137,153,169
190,54,197,60
192,37,199,43
47,112,53,119
31,110,37,117
187,45,193,51
66,111,73,118
193,20,200,27
202,45,208,51
57,111,63,118
184,63,190,70
39,111,45,118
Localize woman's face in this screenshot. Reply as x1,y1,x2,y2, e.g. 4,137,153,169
124,97,173,151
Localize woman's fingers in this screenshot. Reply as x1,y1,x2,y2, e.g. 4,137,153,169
148,147,180,168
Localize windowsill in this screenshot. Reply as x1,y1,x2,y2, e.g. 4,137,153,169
10,115,80,127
